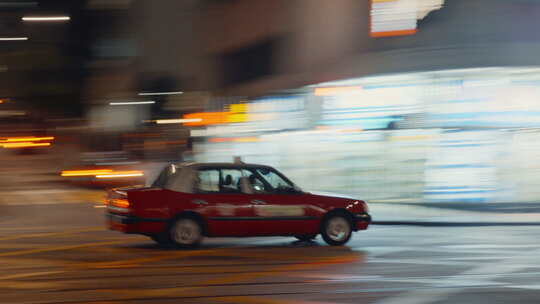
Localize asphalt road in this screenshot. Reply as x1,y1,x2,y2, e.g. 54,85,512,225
1,199,540,304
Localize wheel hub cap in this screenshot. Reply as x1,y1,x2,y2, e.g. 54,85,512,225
173,219,200,244
326,217,350,242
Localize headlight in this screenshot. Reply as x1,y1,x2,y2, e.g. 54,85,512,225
354,200,368,213
362,201,369,213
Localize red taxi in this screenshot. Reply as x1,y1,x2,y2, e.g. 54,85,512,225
106,161,371,247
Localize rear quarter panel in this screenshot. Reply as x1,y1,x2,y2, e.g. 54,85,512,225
128,188,170,219
127,188,170,233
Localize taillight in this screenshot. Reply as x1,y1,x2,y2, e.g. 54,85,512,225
109,189,127,199
106,189,131,213
110,198,130,209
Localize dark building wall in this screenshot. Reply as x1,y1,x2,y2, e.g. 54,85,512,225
202,0,540,95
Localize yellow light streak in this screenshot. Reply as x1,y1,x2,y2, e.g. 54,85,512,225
0,136,54,143
95,171,144,179
61,169,113,177
1,142,51,148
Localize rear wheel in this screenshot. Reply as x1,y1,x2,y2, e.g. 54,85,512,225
294,234,317,241
168,217,203,248
321,213,353,246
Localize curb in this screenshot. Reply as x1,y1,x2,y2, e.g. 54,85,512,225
373,202,540,214
372,221,540,227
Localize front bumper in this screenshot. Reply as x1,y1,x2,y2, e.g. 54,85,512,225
354,213,371,230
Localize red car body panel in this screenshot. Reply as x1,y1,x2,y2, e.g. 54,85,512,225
106,163,371,239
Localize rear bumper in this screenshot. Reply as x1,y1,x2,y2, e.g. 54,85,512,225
354,213,372,231
106,213,167,234
107,213,140,225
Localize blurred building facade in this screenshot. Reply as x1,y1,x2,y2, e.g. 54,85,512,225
70,0,540,203
185,0,540,203
81,0,206,160
200,0,540,95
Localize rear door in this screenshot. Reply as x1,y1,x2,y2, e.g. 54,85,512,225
193,167,255,237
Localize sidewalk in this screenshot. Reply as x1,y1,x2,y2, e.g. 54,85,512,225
370,202,540,226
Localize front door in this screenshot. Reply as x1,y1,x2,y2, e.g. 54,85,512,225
244,167,319,236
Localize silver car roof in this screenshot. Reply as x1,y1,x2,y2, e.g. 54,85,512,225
174,162,274,170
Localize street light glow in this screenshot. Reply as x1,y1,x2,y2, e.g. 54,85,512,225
22,16,70,22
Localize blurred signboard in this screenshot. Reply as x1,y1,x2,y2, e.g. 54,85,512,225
370,0,444,37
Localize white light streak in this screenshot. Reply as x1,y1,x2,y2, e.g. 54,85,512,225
109,100,155,106
0,37,28,41
22,16,70,22
138,91,183,96
155,118,202,124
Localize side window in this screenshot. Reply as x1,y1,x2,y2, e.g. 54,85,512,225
242,169,267,194
220,169,243,193
197,169,220,193
254,168,298,194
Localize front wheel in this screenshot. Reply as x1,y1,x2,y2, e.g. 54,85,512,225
321,214,353,246
169,217,203,248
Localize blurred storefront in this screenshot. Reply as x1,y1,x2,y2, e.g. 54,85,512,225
192,67,540,203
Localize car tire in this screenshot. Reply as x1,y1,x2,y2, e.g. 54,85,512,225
168,217,203,248
294,234,317,241
321,213,353,246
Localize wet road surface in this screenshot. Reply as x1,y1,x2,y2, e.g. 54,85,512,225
1,199,540,304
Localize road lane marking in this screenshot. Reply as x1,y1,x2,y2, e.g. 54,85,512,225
0,271,65,281
75,247,234,269
0,239,142,258
97,252,361,300
0,281,63,290
0,227,104,241
74,238,309,269
0,189,103,199
218,296,336,304
0,226,67,231
373,248,540,304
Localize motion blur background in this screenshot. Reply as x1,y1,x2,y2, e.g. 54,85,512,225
3,0,540,204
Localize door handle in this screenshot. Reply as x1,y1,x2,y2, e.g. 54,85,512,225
251,199,266,205
192,199,208,205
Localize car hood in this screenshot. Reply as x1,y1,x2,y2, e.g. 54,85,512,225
305,191,366,212
307,191,357,200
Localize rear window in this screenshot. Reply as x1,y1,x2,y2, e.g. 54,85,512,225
152,165,176,188
197,169,221,193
